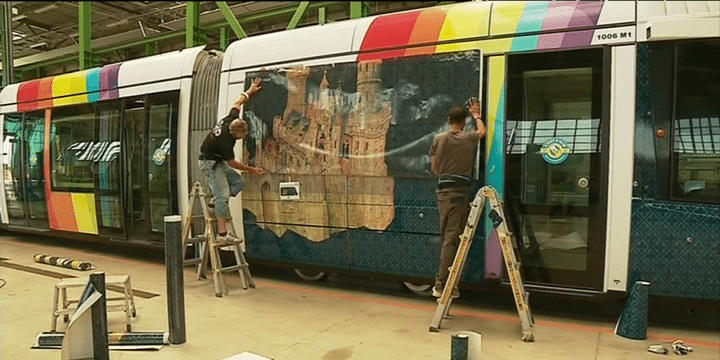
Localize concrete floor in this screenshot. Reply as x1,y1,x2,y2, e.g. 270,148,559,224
0,232,718,360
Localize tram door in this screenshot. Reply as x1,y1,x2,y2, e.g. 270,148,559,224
2,112,49,229
505,48,608,291
120,93,178,243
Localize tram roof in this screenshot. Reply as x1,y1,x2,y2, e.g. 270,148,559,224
0,46,206,114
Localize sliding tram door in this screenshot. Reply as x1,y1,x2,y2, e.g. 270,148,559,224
120,92,178,242
2,112,49,229
505,48,609,291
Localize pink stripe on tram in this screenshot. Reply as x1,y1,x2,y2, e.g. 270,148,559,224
560,29,595,48
568,1,603,28
541,2,575,31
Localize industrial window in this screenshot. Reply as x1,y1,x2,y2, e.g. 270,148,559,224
50,104,96,191
671,40,720,203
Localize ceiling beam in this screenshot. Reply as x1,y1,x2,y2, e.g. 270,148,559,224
216,2,247,40
78,1,93,70
3,1,428,73
286,1,310,30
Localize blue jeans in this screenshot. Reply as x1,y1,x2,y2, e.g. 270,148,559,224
198,160,245,218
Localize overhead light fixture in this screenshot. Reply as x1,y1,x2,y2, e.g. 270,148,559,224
34,4,58,14
12,14,27,21
29,42,47,49
106,19,129,28
11,6,18,15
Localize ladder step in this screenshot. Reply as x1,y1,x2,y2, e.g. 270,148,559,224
184,181,253,297
212,240,242,247
216,265,247,273
185,236,207,244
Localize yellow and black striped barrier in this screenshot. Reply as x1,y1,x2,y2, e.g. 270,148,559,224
33,254,95,271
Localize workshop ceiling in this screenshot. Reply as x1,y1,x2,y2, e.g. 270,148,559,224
6,1,448,75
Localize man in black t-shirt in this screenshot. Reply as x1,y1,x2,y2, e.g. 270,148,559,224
199,78,265,243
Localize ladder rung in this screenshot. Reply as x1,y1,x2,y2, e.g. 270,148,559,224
216,265,246,273
185,236,207,244
186,181,253,297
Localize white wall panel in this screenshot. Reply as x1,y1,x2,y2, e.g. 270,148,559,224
351,17,376,52
605,45,636,293
0,104,17,114
0,114,7,224
597,1,635,25
177,77,194,217
227,54,359,85
117,46,204,88
0,84,20,109
117,80,182,98
225,21,359,71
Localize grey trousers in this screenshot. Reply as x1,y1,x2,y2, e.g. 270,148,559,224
435,188,470,289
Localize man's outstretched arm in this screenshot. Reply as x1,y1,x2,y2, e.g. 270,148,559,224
232,77,262,111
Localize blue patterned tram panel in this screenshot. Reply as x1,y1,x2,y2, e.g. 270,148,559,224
240,52,486,284
630,201,720,300
631,43,720,301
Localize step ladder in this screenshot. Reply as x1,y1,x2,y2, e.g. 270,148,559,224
429,186,534,342
181,181,255,297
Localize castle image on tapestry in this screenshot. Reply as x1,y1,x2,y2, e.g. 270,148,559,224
242,62,395,242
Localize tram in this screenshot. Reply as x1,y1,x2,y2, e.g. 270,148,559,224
1,1,718,303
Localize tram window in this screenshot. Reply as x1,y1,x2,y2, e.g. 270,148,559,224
671,40,720,203
50,104,96,191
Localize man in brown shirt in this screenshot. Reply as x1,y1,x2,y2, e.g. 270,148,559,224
429,97,485,297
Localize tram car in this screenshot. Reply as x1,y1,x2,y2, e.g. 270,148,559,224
1,1,718,303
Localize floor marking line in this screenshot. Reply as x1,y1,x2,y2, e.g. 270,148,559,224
0,260,160,299
250,278,720,350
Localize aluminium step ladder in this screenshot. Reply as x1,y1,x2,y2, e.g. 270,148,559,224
429,186,534,342
181,181,255,297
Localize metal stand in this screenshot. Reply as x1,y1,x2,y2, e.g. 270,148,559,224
181,181,254,297
429,186,535,342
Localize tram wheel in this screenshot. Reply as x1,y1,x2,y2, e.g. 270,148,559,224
292,268,327,281
401,282,432,296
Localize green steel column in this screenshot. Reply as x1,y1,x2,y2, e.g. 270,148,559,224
78,2,93,70
287,1,309,30
215,2,246,40
318,7,326,25
186,1,206,48
219,26,230,51
1,2,15,87
349,2,367,19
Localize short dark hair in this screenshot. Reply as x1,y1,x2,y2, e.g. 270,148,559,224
448,106,467,125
